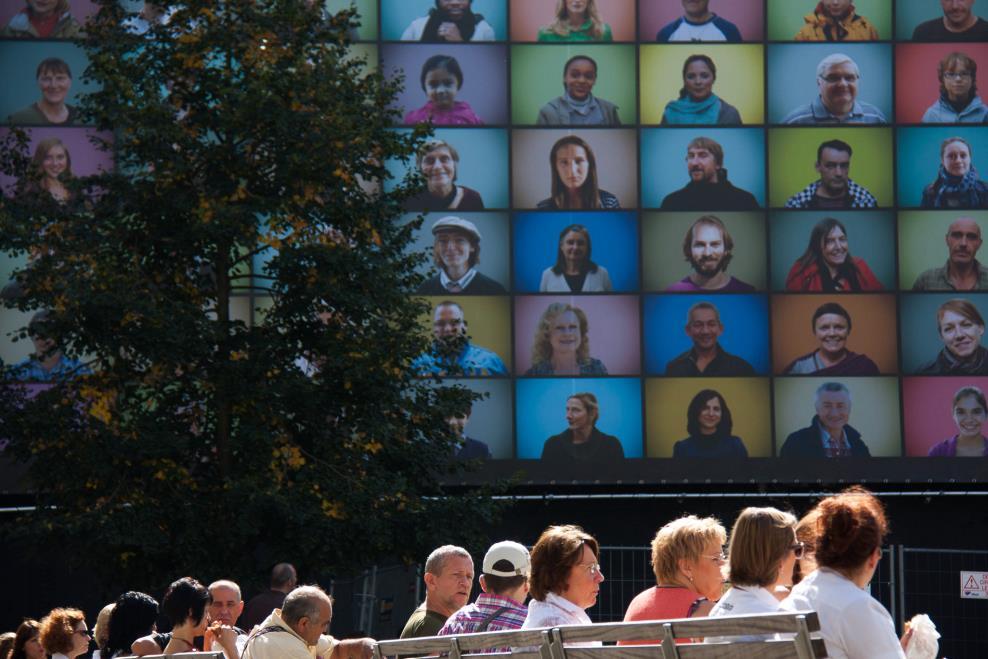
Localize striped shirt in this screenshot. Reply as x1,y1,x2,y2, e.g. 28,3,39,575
438,593,528,649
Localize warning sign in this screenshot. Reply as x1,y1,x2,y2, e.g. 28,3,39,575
961,571,988,599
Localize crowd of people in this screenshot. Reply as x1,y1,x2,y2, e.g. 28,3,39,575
0,487,920,659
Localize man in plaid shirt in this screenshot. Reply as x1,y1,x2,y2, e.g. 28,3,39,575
785,139,878,210
437,541,530,643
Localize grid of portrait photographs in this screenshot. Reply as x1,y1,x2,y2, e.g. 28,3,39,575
3,0,988,484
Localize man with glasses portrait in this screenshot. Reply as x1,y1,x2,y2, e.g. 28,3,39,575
782,54,887,125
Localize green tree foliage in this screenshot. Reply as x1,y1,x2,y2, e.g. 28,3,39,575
0,0,501,594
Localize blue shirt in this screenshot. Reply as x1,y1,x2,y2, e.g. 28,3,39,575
781,96,887,124
9,355,92,382
411,343,507,376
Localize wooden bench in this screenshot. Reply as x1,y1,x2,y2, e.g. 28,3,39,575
373,611,826,659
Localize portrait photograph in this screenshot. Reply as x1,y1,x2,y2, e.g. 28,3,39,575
0,127,115,198
766,0,891,42
767,127,894,208
509,0,636,43
773,376,902,457
512,211,639,293
770,294,898,375
895,0,988,42
768,210,896,292
899,293,988,375
894,43,988,124
381,43,509,126
644,377,772,458
639,44,765,125
639,0,764,42
510,44,637,126
640,127,765,209
897,210,988,290
513,294,641,377
896,126,988,209
511,128,637,210
386,127,510,211
380,0,505,42
902,377,988,457
641,211,766,292
0,41,96,126
514,377,643,460
0,0,96,38
404,211,510,295
434,378,514,459
642,293,770,376
416,294,512,375
765,43,892,125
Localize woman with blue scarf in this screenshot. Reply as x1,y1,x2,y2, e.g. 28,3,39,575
661,54,741,126
921,137,988,210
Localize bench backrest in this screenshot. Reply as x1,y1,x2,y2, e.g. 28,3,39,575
373,611,825,659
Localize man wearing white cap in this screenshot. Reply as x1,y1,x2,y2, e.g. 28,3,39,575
438,541,530,641
417,216,506,295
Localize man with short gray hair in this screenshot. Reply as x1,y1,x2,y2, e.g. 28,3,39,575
779,382,871,458
400,545,475,638
782,54,887,124
243,585,374,659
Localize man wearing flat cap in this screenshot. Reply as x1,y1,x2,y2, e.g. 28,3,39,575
417,216,506,294
438,541,530,639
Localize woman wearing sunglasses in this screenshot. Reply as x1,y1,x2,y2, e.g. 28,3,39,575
705,507,800,643
39,608,91,659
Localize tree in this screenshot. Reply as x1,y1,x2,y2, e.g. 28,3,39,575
0,0,501,596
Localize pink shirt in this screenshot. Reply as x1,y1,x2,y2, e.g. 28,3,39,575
404,101,483,126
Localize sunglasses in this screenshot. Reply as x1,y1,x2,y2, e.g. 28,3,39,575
791,542,806,559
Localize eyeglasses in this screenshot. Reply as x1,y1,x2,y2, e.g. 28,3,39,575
791,542,806,559
702,552,728,563
944,72,972,81
820,74,859,84
579,562,603,576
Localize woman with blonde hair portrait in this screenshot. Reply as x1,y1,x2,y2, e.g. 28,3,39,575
537,0,612,42
540,393,624,464
2,0,81,38
537,135,619,210
21,137,74,204
539,224,612,292
661,54,741,125
919,298,988,374
922,52,987,124
527,302,606,375
621,515,727,642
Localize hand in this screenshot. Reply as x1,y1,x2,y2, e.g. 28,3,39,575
340,638,375,659
207,622,238,650
900,624,913,651
438,22,463,41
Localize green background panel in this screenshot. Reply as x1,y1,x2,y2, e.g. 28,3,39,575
511,45,638,125
767,127,893,208
898,211,988,289
645,378,773,458
639,44,765,125
325,0,379,41
767,0,892,41
773,376,902,457
419,295,513,372
641,211,767,291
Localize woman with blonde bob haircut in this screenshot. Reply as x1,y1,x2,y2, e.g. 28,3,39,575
527,302,606,375
705,508,800,642
522,524,605,644
537,0,612,42
621,516,726,644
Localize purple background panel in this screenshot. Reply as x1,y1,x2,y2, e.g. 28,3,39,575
902,377,988,457
0,0,98,26
511,128,638,209
0,128,113,196
381,43,509,126
513,294,641,376
638,0,764,42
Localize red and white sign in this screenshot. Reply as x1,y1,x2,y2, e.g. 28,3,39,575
961,571,988,599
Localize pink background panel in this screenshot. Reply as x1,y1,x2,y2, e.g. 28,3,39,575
639,0,764,42
0,128,114,196
902,376,988,456
895,43,988,123
0,0,98,26
513,294,641,375
510,0,637,42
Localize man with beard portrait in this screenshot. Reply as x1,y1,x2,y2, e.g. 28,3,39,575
666,215,755,292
